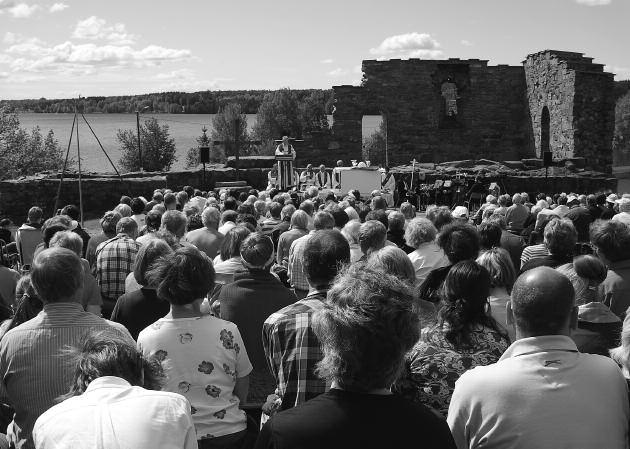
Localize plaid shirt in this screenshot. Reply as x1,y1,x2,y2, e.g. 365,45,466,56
95,233,139,301
287,232,314,292
262,291,327,410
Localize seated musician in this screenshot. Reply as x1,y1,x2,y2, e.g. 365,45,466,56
300,164,316,189
315,165,331,190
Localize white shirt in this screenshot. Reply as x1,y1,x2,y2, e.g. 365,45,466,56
138,315,253,439
447,335,629,449
218,221,236,236
132,214,145,229
612,212,630,226
33,376,197,449
407,242,449,286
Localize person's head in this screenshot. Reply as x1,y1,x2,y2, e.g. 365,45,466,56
114,203,132,218
359,220,387,255
366,246,415,284
282,135,289,144
437,222,480,264
365,209,388,230
452,206,469,222
302,230,350,289
405,218,437,249
486,194,497,205
152,191,164,203
49,230,83,257
426,205,453,231
387,211,406,233
163,192,177,210
130,198,145,215
63,329,165,398
440,260,504,346
371,196,387,211
512,193,522,205
236,213,257,231
240,233,274,270
254,200,268,219
299,199,314,217
478,220,502,250
306,163,313,172
587,194,597,207
150,246,214,306
343,207,358,221
119,195,132,206
27,206,43,224
175,191,189,208
289,209,309,231
220,210,238,227
8,275,43,333
400,202,415,220
476,247,516,293
201,207,220,231
556,255,607,306
267,201,282,220
590,219,630,264
280,204,295,223
100,210,122,236
116,216,139,239
557,195,568,206
313,211,335,230
160,210,187,239
133,240,173,287
509,267,577,338
341,220,361,245
144,210,162,233
543,218,577,258
486,214,507,230
60,205,80,222
219,225,252,261
31,247,84,304
313,264,419,392
42,215,75,247
319,164,326,172
336,159,343,167
324,204,349,229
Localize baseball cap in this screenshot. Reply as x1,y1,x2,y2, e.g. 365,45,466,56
452,206,469,219
607,194,619,204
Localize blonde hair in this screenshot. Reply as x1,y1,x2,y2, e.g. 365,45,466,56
476,247,516,292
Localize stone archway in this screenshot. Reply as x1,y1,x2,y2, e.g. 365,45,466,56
540,106,550,157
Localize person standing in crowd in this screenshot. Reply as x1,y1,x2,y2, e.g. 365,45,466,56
32,329,197,449
111,240,174,340
400,261,509,417
590,220,630,318
95,217,140,319
218,233,296,407
288,211,334,299
256,265,456,449
85,211,121,269
138,246,252,448
448,267,629,449
263,230,350,414
184,207,223,260
0,248,132,449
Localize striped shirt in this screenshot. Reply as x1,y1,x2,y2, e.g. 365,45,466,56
287,232,315,292
95,233,140,301
520,243,550,269
0,302,133,449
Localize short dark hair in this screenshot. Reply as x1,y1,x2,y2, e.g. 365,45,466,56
151,246,215,305
371,196,387,211
221,210,238,225
299,200,314,216
219,225,252,261
31,247,83,303
478,221,502,250
144,210,162,232
116,216,138,236
324,204,349,229
183,185,194,198
590,219,630,263
27,206,43,223
313,211,335,230
223,197,238,211
269,202,283,219
511,267,575,336
365,209,388,229
163,192,177,206
387,211,405,232
63,329,164,399
130,198,145,214
134,240,173,286
119,195,132,205
437,222,480,264
240,233,274,268
303,230,350,288
314,264,419,392
60,205,80,221
427,206,453,231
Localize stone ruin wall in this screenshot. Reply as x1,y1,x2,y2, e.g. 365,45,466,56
332,50,615,173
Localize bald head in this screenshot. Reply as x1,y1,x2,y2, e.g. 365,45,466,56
510,267,576,338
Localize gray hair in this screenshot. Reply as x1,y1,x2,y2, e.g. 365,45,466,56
116,217,138,237
404,217,437,249
290,210,309,231
49,230,83,257
31,247,84,303
341,220,361,245
114,203,132,218
366,246,415,284
161,210,187,238
201,207,220,230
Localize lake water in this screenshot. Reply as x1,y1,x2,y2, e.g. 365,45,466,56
17,112,380,173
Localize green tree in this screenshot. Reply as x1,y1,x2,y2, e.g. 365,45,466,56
0,108,67,180
299,90,330,134
185,126,226,168
253,88,302,154
210,103,251,159
362,119,387,165
117,118,176,172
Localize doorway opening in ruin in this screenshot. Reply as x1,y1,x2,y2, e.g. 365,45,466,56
362,114,386,165
541,106,550,157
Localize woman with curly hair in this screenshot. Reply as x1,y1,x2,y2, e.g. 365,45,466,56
400,260,509,417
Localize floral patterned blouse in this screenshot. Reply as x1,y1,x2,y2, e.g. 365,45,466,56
397,324,509,417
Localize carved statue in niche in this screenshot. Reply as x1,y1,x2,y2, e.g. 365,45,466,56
441,77,459,116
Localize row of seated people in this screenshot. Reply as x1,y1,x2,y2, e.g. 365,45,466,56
0,184,629,448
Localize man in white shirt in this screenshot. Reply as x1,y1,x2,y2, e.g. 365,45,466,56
448,267,629,449
299,164,316,189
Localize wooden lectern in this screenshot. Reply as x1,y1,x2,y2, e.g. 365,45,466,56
276,154,295,191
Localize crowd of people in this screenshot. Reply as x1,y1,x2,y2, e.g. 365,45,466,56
0,183,630,448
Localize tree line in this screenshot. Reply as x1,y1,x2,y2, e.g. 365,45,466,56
0,89,335,115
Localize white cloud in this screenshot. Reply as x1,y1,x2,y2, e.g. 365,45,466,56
461,39,474,47
155,68,196,80
369,32,443,60
7,2,38,18
327,67,348,77
575,0,611,5
3,31,44,45
352,65,362,74
0,0,15,12
49,2,68,13
320,58,334,64
73,16,136,44
605,65,630,80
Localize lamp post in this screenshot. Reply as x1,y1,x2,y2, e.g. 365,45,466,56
135,106,150,171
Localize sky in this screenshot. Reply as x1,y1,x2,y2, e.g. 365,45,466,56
0,0,628,99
